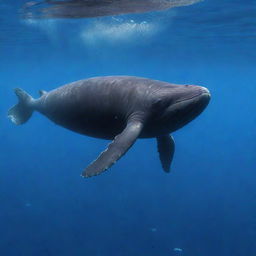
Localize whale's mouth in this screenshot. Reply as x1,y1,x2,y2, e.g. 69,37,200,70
174,87,211,105
162,88,211,121
173,91,210,110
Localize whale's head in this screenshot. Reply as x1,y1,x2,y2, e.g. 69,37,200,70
155,84,211,132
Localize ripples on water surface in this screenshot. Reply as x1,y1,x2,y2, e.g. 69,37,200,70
21,0,202,19
0,0,255,59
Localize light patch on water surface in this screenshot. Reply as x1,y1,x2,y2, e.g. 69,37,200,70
22,18,59,41
22,10,177,47
22,17,161,46
80,19,158,45
23,18,57,31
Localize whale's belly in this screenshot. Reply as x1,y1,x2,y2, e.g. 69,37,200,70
52,111,127,139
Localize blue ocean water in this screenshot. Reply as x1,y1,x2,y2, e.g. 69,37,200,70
1,0,256,255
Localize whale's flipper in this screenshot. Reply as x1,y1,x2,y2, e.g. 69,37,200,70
157,135,175,173
82,120,144,178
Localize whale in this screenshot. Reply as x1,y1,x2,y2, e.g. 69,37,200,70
22,0,202,19
8,76,210,178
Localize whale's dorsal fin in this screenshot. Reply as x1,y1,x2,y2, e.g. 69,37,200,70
82,119,144,178
39,90,47,97
157,135,175,173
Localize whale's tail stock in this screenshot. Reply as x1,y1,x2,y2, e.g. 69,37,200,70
8,88,35,125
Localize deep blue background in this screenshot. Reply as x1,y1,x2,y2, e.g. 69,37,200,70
1,0,256,255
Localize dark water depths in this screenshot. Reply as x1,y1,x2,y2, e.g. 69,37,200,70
0,0,256,255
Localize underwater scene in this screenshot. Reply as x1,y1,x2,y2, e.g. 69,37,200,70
0,0,256,255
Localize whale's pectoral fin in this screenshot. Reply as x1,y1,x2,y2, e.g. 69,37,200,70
82,120,144,178
157,135,175,173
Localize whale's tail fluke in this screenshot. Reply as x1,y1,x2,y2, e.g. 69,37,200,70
8,88,34,125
